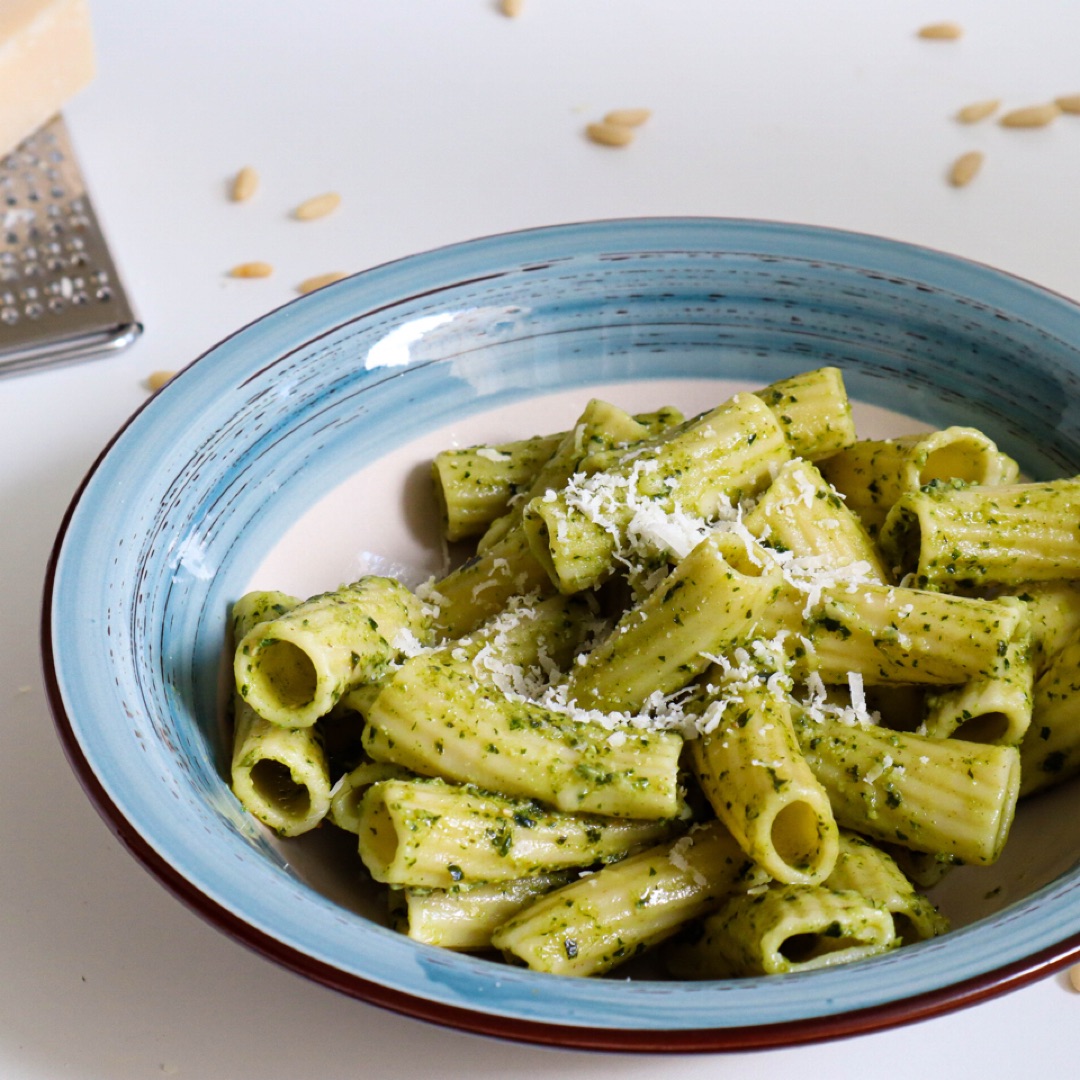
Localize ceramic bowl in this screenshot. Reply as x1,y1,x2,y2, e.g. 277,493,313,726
43,218,1080,1051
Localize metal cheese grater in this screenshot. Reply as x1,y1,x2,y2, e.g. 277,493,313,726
0,114,140,377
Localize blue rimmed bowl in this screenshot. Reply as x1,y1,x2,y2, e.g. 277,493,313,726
43,218,1080,1051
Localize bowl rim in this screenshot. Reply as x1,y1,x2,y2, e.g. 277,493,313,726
41,215,1080,1052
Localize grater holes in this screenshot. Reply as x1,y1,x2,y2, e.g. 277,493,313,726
1,115,138,356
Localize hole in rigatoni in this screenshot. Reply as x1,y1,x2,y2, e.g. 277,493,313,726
891,913,926,947
248,758,313,821
709,530,774,578
247,638,319,711
353,788,399,882
777,925,864,965
911,427,1018,489
951,711,1011,745
778,930,834,964
769,799,837,883
919,436,994,486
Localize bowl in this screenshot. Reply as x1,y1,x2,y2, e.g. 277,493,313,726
43,218,1080,1051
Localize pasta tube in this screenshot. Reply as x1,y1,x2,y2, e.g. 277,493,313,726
752,365,857,461
819,426,1018,538
668,883,896,978
826,831,948,943
432,432,563,542
400,873,574,950
918,598,1033,746
362,596,684,818
427,526,554,640
522,392,791,594
564,531,787,714
880,477,1080,589
1020,630,1080,796
477,400,683,553
797,582,1028,688
234,575,432,728
356,777,673,888
690,682,839,886
744,457,888,581
1003,580,1080,676
327,759,413,835
568,533,1026,712
491,820,768,976
794,714,1021,865
432,403,685,636
229,591,332,836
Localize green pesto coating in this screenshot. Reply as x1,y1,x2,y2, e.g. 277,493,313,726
363,653,683,819
522,392,791,595
234,575,432,728
819,426,1017,539
752,365,857,461
920,597,1034,746
744,456,888,580
432,432,563,542
229,591,332,836
689,682,838,886
794,713,1020,865
795,582,1027,687
357,776,673,888
363,594,684,819
492,820,768,976
565,533,786,713
674,882,895,977
477,400,683,554
1020,631,1080,796
826,831,948,943
880,477,1080,589
402,871,575,950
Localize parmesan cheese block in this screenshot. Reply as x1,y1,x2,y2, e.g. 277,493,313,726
0,0,95,158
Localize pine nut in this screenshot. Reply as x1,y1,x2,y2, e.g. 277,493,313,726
229,261,273,278
500,0,523,15
230,166,259,202
1069,964,1080,992
1000,104,1061,128
948,150,984,187
917,22,963,40
603,108,652,128
297,272,349,295
586,122,635,147
293,193,342,221
956,100,999,124
146,370,176,392
1055,94,1080,115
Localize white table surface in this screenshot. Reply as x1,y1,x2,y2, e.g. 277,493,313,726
5,1,1080,1076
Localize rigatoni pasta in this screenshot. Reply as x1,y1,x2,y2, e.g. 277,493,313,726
357,776,673,888
226,363,1080,982
229,591,332,836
